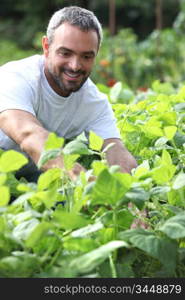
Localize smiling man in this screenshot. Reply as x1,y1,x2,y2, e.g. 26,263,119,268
0,6,137,182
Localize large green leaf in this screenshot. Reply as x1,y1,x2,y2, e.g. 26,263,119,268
52,210,89,230
37,168,62,191
119,229,178,272
91,169,127,205
44,132,64,150
159,212,185,239
0,150,28,172
69,240,129,274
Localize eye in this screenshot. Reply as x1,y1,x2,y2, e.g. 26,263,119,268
61,52,70,57
58,50,71,57
83,54,94,60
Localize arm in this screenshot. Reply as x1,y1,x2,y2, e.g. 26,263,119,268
102,138,137,174
0,109,85,180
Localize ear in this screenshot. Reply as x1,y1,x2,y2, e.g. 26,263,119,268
42,36,50,57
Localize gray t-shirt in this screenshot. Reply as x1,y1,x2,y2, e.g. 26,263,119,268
0,55,120,180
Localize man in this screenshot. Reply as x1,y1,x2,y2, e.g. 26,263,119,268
0,6,137,182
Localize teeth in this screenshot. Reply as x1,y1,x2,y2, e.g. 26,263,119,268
64,71,79,78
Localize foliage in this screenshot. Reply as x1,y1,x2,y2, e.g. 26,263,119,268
92,27,185,89
0,40,37,66
0,81,184,278
0,0,180,47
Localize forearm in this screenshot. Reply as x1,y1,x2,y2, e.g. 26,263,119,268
20,125,66,171
20,125,86,179
0,110,85,180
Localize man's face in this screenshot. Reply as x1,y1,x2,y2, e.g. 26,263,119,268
42,22,99,97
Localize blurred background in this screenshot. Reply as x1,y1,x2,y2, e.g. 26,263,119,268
1,0,185,90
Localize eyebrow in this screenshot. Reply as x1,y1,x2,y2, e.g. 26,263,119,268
56,47,96,57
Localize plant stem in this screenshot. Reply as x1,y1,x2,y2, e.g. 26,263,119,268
109,254,117,278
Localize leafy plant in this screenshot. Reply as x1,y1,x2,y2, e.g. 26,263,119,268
0,81,184,278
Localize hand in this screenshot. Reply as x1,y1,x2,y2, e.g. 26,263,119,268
67,162,97,182
67,162,86,181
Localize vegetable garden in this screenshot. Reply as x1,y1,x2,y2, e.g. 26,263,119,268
0,79,184,278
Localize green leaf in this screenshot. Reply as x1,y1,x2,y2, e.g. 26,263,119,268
0,174,7,186
63,154,80,170
174,103,185,112
164,126,177,140
174,132,185,148
110,81,122,103
151,164,176,184
44,132,64,150
63,140,91,155
0,253,39,277
0,150,28,172
92,169,127,205
25,222,51,248
52,210,89,230
159,212,185,239
63,238,98,252
0,186,10,206
37,149,61,169
152,80,174,94
124,187,150,210
151,150,176,184
167,189,184,206
172,172,185,190
12,219,40,241
69,240,128,274
119,229,177,272
142,125,163,138
89,131,103,151
154,137,168,148
159,112,177,126
70,221,103,238
34,183,63,209
92,160,107,176
100,209,134,230
113,172,133,189
162,149,172,165
37,168,62,191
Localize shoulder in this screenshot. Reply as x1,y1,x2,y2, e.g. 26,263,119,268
0,55,44,95
0,55,43,82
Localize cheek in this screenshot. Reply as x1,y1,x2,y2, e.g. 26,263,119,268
84,59,95,71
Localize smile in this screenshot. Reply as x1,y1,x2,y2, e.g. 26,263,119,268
63,70,82,79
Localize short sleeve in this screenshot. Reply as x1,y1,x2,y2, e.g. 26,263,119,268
86,93,121,140
0,71,36,116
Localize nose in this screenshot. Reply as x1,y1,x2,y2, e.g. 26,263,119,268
68,56,82,72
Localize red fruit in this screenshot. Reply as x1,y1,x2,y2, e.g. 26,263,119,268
107,78,117,87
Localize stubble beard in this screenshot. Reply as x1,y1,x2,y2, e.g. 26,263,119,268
47,65,90,96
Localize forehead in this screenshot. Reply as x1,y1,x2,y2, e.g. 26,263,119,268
52,22,99,53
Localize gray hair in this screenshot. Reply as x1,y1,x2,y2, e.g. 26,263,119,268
46,6,103,48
